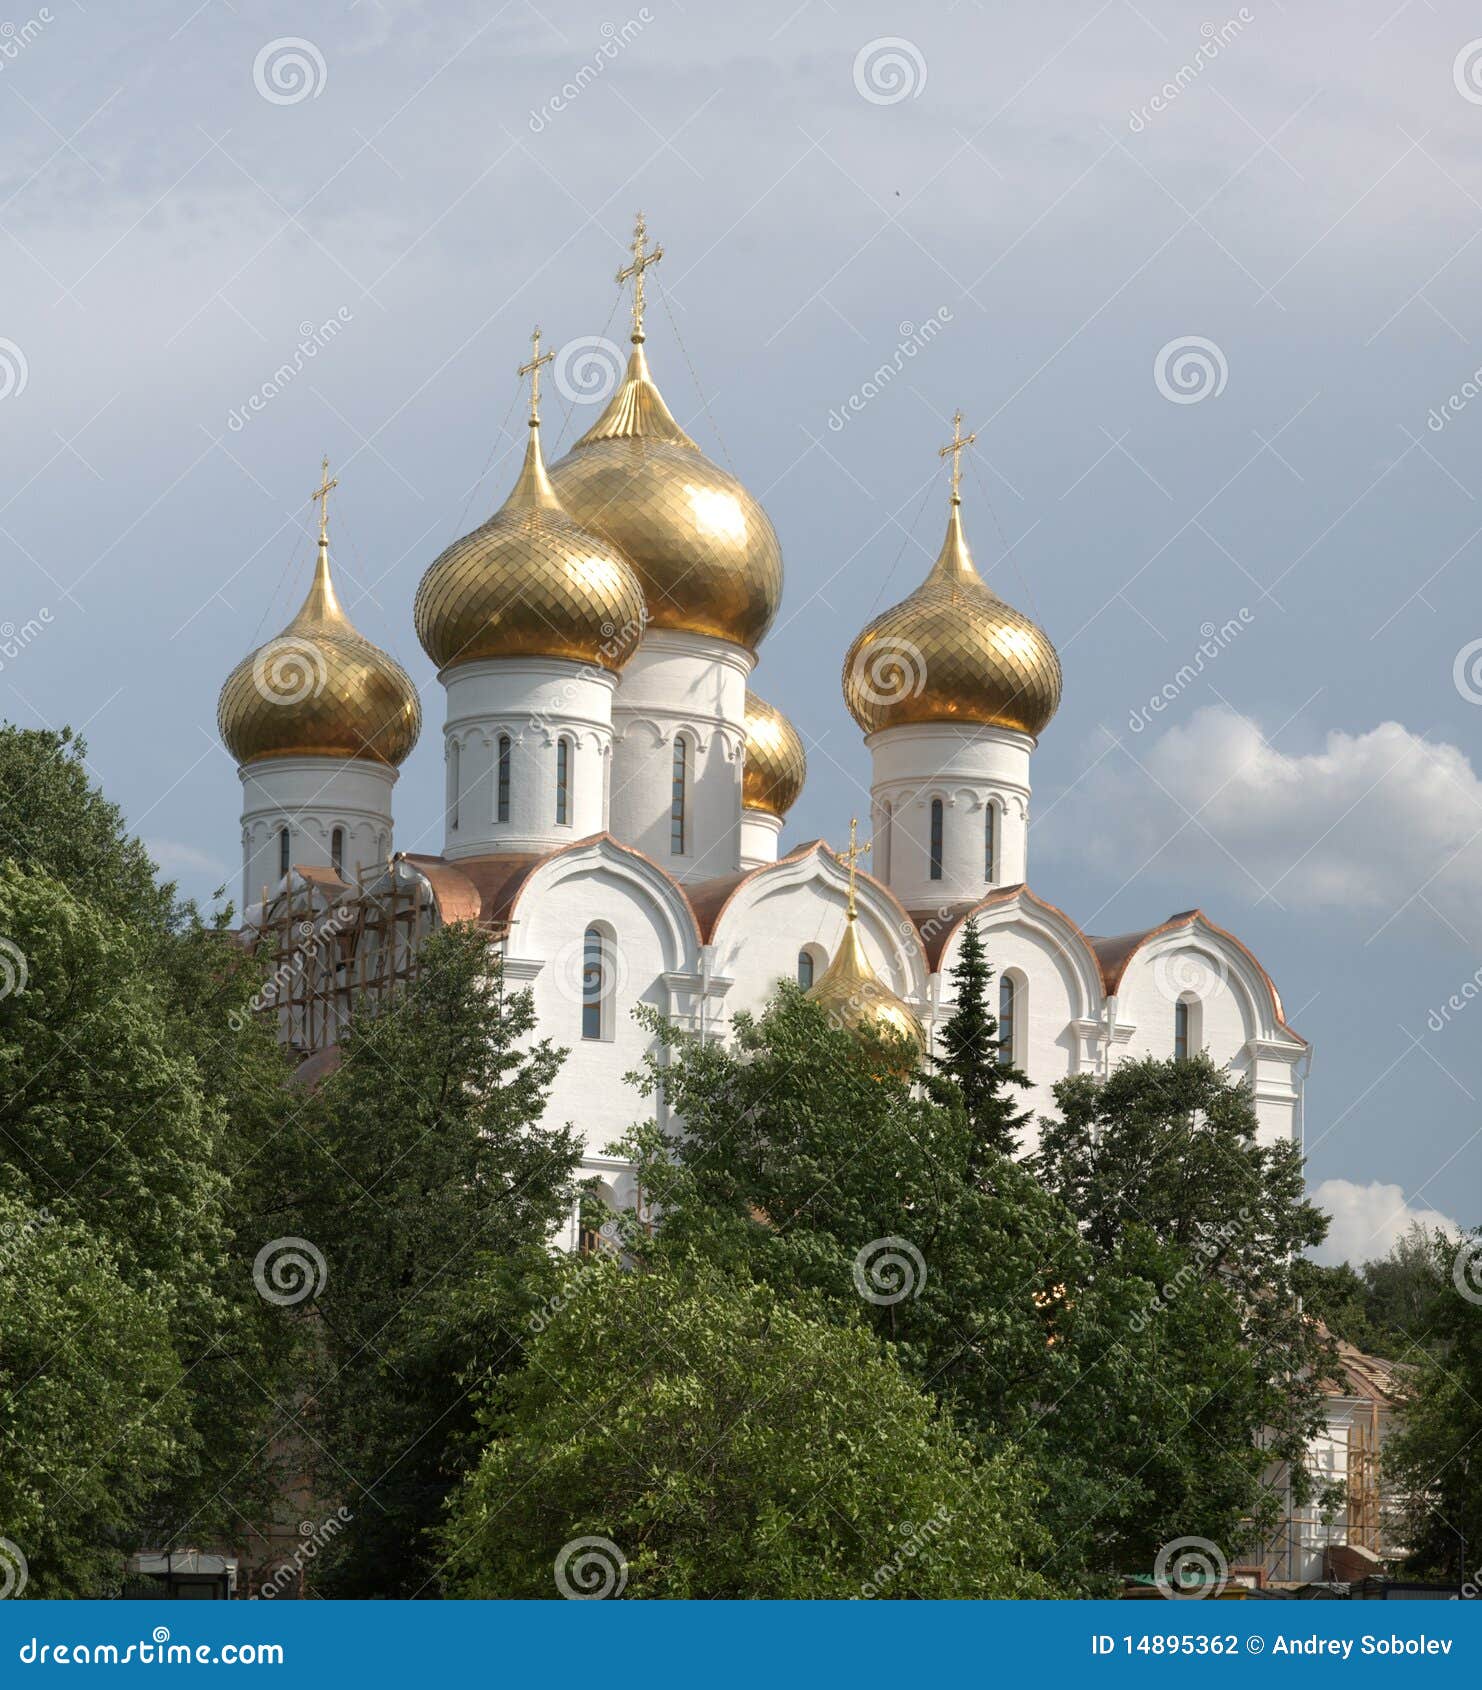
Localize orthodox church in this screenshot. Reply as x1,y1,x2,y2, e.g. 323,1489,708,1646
217,218,1309,1241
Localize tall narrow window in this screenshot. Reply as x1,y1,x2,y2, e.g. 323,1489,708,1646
878,801,892,882
797,949,815,989
278,826,290,880
331,827,344,876
929,798,944,882
984,803,996,884
998,975,1016,1067
555,737,571,825
449,739,460,832
670,736,687,855
1174,999,1190,1062
497,735,512,824
582,926,605,1041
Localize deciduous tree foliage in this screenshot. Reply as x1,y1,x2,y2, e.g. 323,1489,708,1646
442,1263,1053,1599
290,924,580,1597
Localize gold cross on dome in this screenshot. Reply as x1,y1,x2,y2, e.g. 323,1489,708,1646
311,456,338,547
937,409,978,506
518,325,556,424
616,210,663,342
838,816,872,919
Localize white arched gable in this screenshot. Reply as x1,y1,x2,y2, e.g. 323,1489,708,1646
506,838,701,978
1113,918,1293,1062
706,847,930,1011
940,891,1103,1027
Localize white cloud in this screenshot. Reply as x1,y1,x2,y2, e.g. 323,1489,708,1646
1046,707,1482,940
1310,1177,1461,1267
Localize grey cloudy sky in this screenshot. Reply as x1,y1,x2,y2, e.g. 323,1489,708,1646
4,0,1480,1262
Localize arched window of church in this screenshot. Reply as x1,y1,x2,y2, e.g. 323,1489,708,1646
278,826,290,881
556,736,572,826
582,925,609,1041
797,949,814,989
984,803,996,884
497,735,512,824
670,736,688,855
1174,999,1190,1062
331,827,344,876
929,798,944,881
998,974,1017,1067
448,739,460,833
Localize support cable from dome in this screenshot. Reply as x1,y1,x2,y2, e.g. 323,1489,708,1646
864,471,937,619
964,440,1046,629
653,267,736,477
448,367,526,544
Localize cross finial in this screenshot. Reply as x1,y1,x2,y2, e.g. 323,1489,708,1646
839,816,872,920
311,456,338,548
518,324,556,426
937,409,978,506
616,210,663,343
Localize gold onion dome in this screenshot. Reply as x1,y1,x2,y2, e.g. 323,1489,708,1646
742,690,806,817
807,915,924,1052
218,470,421,768
843,416,1061,739
546,215,783,653
415,334,646,674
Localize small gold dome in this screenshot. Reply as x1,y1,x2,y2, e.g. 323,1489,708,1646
843,496,1062,739
806,915,924,1053
416,414,646,674
218,538,421,768
548,342,783,652
742,690,806,817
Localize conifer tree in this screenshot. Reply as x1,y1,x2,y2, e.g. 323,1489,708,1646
929,916,1031,1161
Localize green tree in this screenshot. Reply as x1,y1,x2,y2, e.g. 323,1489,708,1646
0,1194,187,1598
0,725,305,1568
1383,1230,1482,1585
1031,1055,1333,1567
616,991,1189,1589
442,1261,1053,1599
290,924,579,1597
928,916,1030,1161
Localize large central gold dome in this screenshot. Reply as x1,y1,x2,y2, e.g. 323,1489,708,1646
548,341,783,652
415,413,646,675
843,492,1061,739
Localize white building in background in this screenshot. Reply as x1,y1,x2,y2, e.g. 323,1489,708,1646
216,221,1309,1232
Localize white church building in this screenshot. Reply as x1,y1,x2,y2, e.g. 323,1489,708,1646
217,220,1309,1241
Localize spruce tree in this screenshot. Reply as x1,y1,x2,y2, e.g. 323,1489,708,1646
930,915,1031,1160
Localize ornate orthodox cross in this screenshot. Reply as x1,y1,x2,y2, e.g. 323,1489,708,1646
838,815,872,918
616,211,663,342
312,456,338,546
937,409,978,505
518,325,555,424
